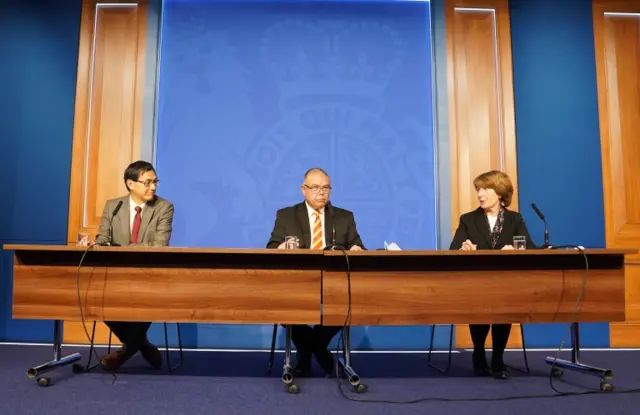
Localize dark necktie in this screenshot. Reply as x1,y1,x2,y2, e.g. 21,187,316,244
131,206,142,244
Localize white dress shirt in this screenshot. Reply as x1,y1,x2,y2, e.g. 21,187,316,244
305,202,325,249
129,196,147,236
488,214,497,232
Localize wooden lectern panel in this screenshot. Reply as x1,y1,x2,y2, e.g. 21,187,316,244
322,250,627,326
323,268,624,326
8,246,322,326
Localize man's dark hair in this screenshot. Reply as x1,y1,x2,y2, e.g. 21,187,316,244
124,160,156,191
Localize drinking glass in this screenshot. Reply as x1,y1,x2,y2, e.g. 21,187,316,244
284,236,299,249
513,235,526,250
77,232,91,247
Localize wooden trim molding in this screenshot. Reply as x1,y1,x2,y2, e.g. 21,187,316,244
593,0,640,347
67,0,147,245
64,0,149,344
445,0,519,348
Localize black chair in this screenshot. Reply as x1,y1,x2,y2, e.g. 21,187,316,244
427,324,530,374
84,321,184,374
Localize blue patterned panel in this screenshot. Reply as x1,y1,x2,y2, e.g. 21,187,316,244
155,0,439,350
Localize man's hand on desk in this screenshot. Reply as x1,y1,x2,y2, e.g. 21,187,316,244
349,245,363,251
501,245,515,250
277,242,286,249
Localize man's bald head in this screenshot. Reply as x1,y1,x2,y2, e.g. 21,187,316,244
303,168,329,181
301,168,332,210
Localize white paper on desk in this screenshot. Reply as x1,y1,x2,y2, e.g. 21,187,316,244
384,241,402,250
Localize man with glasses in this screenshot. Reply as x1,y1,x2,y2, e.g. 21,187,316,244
95,160,174,371
267,167,364,376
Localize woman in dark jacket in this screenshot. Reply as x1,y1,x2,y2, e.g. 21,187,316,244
450,170,535,380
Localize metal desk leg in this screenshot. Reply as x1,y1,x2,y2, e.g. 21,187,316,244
337,326,367,393
281,325,299,394
544,323,614,392
26,320,81,387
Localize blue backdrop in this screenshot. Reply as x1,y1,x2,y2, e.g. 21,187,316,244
511,0,608,347
0,0,81,341
155,0,439,349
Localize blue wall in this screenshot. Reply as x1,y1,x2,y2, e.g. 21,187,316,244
510,0,608,347
0,0,82,341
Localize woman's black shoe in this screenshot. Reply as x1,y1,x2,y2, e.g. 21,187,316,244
491,366,510,380
472,352,491,376
473,363,491,376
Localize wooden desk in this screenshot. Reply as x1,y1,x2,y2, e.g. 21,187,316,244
2,245,635,392
322,248,633,392
5,244,323,325
3,244,324,391
322,249,629,326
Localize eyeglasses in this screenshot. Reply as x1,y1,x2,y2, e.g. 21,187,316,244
304,185,332,194
137,179,160,188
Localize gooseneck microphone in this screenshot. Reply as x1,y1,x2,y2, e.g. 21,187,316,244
102,200,123,246
324,202,337,251
531,203,550,248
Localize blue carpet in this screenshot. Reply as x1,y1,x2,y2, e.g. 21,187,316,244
2,344,640,414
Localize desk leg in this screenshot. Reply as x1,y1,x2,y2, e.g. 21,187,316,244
337,326,367,393
544,323,614,392
26,320,81,387
281,325,299,394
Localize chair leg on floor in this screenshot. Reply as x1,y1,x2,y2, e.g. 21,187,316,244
83,322,113,372
267,324,278,375
84,321,98,371
427,324,454,374
165,322,184,374
506,324,530,374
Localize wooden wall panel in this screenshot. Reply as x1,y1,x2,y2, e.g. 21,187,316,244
445,0,519,348
593,0,640,347
65,0,148,344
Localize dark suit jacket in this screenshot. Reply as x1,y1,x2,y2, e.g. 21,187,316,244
266,202,365,250
450,207,536,250
95,195,174,247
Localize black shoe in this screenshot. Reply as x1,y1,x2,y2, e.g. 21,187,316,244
472,351,490,376
293,364,311,377
492,367,510,380
491,363,510,380
294,346,312,377
473,363,491,376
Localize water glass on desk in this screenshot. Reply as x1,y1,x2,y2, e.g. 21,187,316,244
284,236,299,249
77,232,91,247
513,235,526,250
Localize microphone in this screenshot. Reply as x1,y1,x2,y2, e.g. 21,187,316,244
103,200,123,246
531,203,550,248
324,202,337,251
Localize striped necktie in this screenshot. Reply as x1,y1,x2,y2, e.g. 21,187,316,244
311,210,323,249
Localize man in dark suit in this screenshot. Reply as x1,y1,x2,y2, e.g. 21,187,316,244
267,167,365,375
95,160,175,371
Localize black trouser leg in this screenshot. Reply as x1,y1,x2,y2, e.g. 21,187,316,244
288,324,313,369
469,324,491,365
490,324,512,369
313,325,342,352
312,325,342,374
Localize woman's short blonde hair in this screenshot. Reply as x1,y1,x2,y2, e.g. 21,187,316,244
473,170,514,207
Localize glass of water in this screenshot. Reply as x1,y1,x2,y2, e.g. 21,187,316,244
77,232,91,247
513,235,527,250
284,236,299,249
